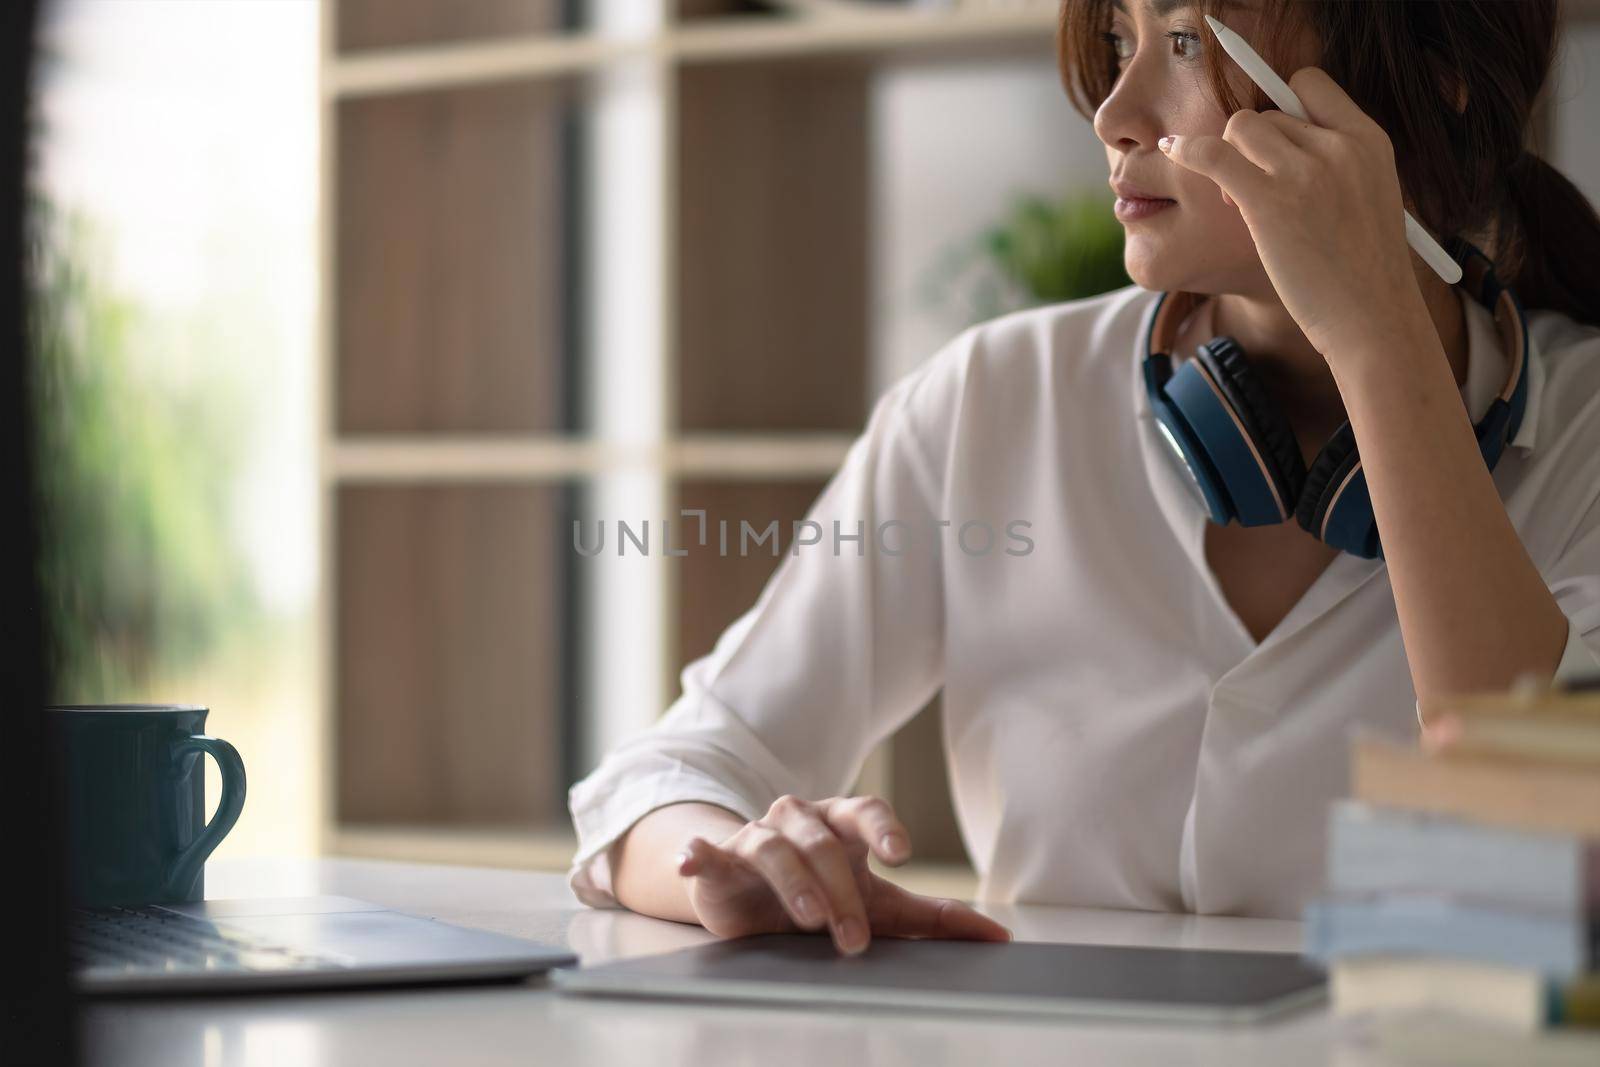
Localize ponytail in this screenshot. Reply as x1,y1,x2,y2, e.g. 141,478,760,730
1499,150,1600,329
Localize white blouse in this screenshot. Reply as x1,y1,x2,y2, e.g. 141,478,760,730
566,283,1600,920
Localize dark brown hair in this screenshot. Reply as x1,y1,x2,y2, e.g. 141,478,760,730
1058,0,1600,328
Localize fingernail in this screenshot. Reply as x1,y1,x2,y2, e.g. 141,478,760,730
838,918,866,954
880,833,906,859
1158,135,1175,153
795,893,818,925
673,850,690,871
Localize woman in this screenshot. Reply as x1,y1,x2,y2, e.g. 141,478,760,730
567,0,1600,956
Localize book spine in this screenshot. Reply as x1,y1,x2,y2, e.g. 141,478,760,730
1329,960,1545,1031
1330,958,1600,1029
1326,800,1586,914
1552,974,1600,1026
1352,739,1600,838
1450,718,1600,767
1304,896,1592,977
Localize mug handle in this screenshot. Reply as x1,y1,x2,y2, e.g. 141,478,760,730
164,735,247,900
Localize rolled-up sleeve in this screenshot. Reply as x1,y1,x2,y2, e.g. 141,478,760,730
565,341,964,909
1553,613,1600,680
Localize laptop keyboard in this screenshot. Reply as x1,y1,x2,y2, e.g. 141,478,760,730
72,905,348,980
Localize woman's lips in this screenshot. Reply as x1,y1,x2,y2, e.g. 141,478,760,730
1114,196,1177,222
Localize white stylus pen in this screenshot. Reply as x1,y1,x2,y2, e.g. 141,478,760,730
1203,14,1462,285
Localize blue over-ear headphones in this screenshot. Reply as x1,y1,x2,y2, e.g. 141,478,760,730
1142,235,1530,560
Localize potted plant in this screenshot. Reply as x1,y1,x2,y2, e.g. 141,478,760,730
919,187,1132,325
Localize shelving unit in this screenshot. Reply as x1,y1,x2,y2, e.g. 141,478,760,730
316,0,1066,880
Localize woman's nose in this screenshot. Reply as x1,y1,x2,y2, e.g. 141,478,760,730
1093,64,1167,152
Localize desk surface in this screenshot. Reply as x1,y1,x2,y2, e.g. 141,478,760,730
77,857,1546,1067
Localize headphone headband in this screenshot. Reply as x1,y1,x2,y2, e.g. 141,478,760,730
1443,235,1530,450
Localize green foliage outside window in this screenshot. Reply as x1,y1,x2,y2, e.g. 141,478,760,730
28,200,259,700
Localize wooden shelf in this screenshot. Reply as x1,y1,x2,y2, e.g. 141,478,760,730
669,7,1057,64
326,434,856,482
330,32,641,98
328,821,978,897
334,0,567,54
325,7,1057,98
328,824,581,871
672,434,855,478
329,438,610,483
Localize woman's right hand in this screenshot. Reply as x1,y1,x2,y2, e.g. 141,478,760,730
675,793,1012,956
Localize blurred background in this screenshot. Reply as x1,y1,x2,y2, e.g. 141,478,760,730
27,0,1600,896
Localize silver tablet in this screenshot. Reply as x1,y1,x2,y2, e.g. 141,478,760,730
553,933,1327,1025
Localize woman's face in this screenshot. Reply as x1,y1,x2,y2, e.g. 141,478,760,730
1093,1,1315,296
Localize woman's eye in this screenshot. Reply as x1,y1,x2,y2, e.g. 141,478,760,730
1167,30,1203,61
1099,29,1204,66
1098,31,1134,63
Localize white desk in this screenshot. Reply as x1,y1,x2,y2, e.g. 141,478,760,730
77,858,1546,1067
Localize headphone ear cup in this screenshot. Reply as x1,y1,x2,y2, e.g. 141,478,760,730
1298,424,1383,557
1296,423,1359,537
1193,338,1307,512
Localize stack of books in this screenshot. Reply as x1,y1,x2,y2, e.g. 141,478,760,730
1302,675,1600,1033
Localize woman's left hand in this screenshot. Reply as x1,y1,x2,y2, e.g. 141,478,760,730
1158,66,1428,363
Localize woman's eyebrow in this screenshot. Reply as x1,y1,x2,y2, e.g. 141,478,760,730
1111,0,1256,15
1112,0,1187,15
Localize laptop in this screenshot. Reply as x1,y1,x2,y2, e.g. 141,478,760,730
72,895,576,995
552,932,1328,1025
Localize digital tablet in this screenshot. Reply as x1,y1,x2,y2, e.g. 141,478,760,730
552,933,1328,1025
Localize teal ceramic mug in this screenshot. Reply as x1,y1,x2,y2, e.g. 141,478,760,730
55,704,246,907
